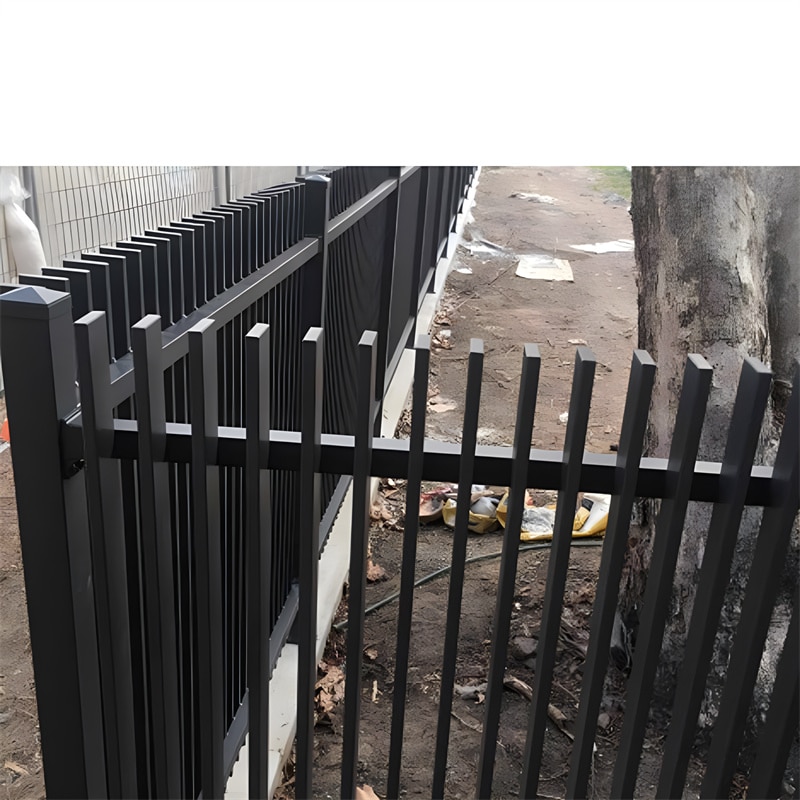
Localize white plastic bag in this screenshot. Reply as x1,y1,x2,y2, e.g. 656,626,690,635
0,170,45,277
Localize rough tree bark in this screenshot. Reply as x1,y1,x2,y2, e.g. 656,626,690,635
620,167,800,756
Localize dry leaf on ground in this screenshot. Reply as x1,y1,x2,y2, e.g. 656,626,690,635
366,559,387,583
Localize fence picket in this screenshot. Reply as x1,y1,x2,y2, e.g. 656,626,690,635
432,338,485,799
245,322,272,799
567,349,656,797
296,327,324,800
611,354,713,798
131,314,184,798
386,335,431,799
341,330,379,800
188,318,225,800
74,311,139,798
477,343,542,799
520,346,596,799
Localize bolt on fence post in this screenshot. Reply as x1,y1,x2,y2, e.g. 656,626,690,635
0,286,108,799
374,167,402,433
299,172,331,334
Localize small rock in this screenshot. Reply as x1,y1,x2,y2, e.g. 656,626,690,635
597,712,611,730
510,637,538,661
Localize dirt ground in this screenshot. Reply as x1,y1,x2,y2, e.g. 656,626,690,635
0,402,45,800
307,167,723,799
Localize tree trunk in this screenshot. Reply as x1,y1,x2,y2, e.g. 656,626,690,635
621,167,800,752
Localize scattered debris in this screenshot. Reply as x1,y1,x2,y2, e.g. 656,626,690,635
510,192,559,205
315,661,345,724
569,239,634,254
3,761,29,777
463,238,506,257
451,710,483,734
355,785,381,800
515,255,574,282
364,646,378,662
371,679,381,703
454,682,487,702
431,330,453,351
455,266,473,274
366,559,387,583
559,412,569,424
510,636,538,661
502,675,575,742
428,395,457,414
568,338,588,345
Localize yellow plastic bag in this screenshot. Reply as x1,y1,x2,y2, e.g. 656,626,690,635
441,498,500,534
496,492,610,542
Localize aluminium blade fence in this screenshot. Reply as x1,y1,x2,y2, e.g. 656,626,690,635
0,166,475,799
4,163,794,800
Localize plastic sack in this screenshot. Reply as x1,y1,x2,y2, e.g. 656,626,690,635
0,170,45,277
496,491,610,542
441,500,499,534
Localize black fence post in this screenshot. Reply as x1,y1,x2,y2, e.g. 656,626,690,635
299,173,332,333
0,286,108,799
374,166,402,431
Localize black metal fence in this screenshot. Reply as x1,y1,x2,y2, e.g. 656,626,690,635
2,165,798,800
0,166,475,799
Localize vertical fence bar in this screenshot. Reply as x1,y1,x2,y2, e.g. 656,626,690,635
74,311,139,799
41,266,94,319
566,350,656,797
189,318,225,800
245,322,272,800
295,327,324,800
341,330,378,800
432,339,485,799
611,355,713,798
386,335,431,799
476,344,541,799
657,357,773,799
374,167,402,415
409,167,430,322
519,346,596,800
132,314,184,798
746,584,800,800
0,286,107,799
701,362,799,798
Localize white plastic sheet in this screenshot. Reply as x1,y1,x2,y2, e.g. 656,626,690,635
515,254,574,282
0,170,45,277
569,239,634,254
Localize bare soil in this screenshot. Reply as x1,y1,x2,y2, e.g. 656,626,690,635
0,406,45,799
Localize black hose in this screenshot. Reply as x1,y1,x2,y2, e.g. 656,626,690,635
332,537,605,632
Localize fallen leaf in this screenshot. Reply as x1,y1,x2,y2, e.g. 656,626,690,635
356,785,381,800
366,559,387,583
364,647,378,661
4,761,29,777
